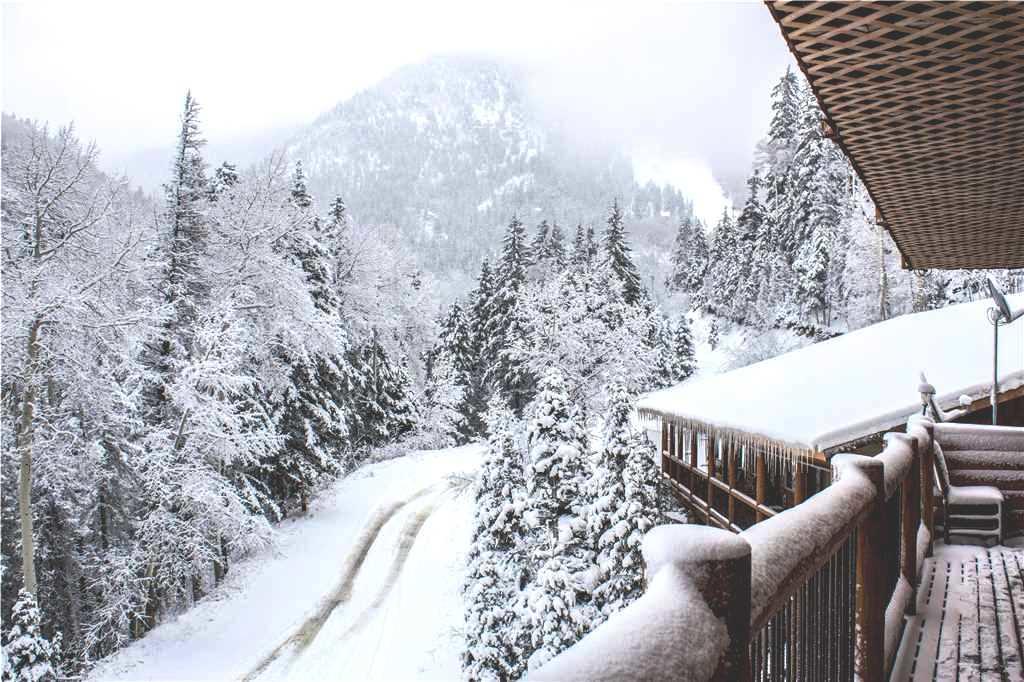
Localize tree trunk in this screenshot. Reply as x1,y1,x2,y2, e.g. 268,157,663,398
17,317,42,596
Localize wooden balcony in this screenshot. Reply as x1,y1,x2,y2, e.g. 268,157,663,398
533,418,1024,681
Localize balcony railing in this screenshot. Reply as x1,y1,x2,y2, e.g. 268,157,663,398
533,418,941,682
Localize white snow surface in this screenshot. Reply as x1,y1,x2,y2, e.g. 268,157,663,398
639,296,1024,452
87,445,483,682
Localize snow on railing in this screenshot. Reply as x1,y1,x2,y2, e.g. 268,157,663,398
531,525,749,682
534,418,939,682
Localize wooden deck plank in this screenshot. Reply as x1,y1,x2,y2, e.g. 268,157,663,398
989,549,1023,679
891,544,1024,682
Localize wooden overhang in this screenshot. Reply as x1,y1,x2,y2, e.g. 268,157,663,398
765,1,1024,270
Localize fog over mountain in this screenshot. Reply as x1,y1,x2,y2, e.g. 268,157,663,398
4,2,794,218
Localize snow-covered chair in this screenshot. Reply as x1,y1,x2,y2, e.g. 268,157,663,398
932,438,1003,545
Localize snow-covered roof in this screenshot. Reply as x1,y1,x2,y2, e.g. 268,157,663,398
638,295,1024,454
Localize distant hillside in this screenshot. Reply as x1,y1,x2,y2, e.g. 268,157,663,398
286,56,694,279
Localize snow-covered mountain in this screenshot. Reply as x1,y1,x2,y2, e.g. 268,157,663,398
286,56,692,276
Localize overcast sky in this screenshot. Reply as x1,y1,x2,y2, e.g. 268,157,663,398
3,1,795,222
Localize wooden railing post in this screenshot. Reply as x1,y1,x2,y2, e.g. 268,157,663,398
793,461,807,506
660,422,669,474
727,442,737,524
690,429,699,499
755,451,767,523
691,529,752,682
913,418,936,558
854,456,886,682
902,436,921,614
667,422,677,481
707,435,718,526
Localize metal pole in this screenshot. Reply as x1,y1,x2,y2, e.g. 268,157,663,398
992,317,999,425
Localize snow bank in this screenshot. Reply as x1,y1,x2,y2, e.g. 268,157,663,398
638,296,1024,453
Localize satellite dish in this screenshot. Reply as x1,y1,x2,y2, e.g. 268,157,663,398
987,276,1024,323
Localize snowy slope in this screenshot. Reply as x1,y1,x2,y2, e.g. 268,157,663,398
640,295,1024,452
87,446,483,682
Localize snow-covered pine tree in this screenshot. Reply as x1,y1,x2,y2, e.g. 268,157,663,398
667,216,694,292
654,315,697,387
601,200,644,306
3,589,57,682
705,208,738,316
289,160,313,209
786,82,852,328
270,163,351,512
684,220,710,298
457,258,498,437
349,331,417,449
414,355,465,448
209,161,239,199
532,221,566,273
489,215,534,413
463,398,528,681
727,171,767,323
589,383,660,616
525,368,589,530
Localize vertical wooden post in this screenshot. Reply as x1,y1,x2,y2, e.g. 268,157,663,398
707,435,717,525
901,437,921,614
918,421,936,558
854,456,886,682
661,422,669,475
667,422,677,482
793,461,807,506
755,451,767,523
727,442,737,524
690,430,699,497
706,533,752,682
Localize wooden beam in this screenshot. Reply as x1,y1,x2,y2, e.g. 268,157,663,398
707,435,717,519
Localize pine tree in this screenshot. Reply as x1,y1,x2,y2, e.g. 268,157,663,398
163,90,209,320
489,216,533,412
269,161,354,511
458,258,498,437
290,161,313,209
601,200,643,306
525,368,588,530
667,216,694,291
349,332,416,449
3,589,56,682
525,536,586,672
684,220,710,297
590,385,660,615
654,315,697,387
463,399,528,681
209,161,239,199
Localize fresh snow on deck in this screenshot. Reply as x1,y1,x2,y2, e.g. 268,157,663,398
639,296,1024,452
87,445,482,682
891,540,1024,681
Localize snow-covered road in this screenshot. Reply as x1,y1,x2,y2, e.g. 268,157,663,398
88,445,482,682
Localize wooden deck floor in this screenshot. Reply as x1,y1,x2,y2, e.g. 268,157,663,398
891,541,1024,681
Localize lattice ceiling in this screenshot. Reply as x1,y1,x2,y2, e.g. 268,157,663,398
766,1,1024,270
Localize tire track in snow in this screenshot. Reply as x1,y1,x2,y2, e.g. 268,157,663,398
332,484,452,648
242,483,439,682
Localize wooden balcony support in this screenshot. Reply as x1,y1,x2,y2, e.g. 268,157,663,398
854,457,886,682
901,436,921,614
